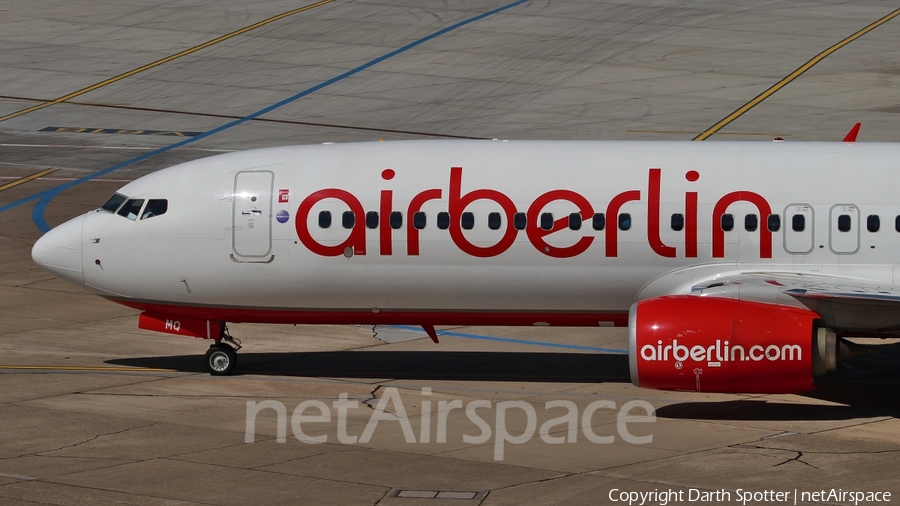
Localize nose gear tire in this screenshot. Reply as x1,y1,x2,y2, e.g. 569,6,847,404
205,344,237,375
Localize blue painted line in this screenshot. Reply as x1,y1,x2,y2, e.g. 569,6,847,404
1,0,531,232
389,325,629,354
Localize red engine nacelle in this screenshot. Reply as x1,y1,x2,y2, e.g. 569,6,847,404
629,296,823,394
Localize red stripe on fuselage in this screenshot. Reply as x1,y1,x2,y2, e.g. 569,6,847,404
110,298,628,327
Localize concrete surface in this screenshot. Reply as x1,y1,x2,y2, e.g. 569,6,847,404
1,1,900,505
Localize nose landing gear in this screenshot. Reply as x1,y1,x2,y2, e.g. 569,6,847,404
205,324,241,376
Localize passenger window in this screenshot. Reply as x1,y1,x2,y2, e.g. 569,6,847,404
618,213,631,231
140,199,168,220
101,193,127,213
437,212,450,230
592,213,605,231
837,214,851,232
867,214,880,232
413,212,426,230
318,210,331,228
366,211,379,229
721,213,734,232
540,213,553,230
745,214,757,232
117,199,144,221
569,213,582,230
768,214,781,232
514,212,526,230
895,215,900,232
671,214,684,231
792,214,805,232
462,212,474,230
488,212,501,230
342,211,355,229
390,211,403,230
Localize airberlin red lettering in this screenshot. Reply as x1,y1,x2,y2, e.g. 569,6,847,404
294,167,773,259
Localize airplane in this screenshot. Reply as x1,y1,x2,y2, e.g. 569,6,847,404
31,130,900,394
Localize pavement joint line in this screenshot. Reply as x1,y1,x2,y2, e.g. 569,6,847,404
0,168,58,192
0,365,175,372
0,0,336,124
0,94,486,140
627,129,792,137
3,475,216,505
807,416,895,435
0,0,530,232
32,178,135,183
0,143,234,152
693,6,900,141
39,127,202,137
489,472,575,493
0,232,34,247
0,474,37,481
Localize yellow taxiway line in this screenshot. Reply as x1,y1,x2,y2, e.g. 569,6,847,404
0,168,58,192
0,0,335,123
693,7,900,141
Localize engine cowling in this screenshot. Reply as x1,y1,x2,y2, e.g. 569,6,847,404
629,296,825,394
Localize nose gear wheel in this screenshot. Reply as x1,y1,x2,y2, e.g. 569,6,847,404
205,343,236,375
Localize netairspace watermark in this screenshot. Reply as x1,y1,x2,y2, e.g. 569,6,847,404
244,387,656,460
609,488,892,506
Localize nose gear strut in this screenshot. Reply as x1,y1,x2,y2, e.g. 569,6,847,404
205,323,241,375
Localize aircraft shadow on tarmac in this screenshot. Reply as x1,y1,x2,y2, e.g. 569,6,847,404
108,344,900,421
656,344,900,421
107,350,631,383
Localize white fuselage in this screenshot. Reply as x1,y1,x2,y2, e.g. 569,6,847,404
34,140,900,326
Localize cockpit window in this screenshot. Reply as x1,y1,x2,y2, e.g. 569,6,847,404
100,193,127,213
141,199,168,220
117,199,145,221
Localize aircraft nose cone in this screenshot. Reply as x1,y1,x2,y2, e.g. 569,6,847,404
32,215,84,288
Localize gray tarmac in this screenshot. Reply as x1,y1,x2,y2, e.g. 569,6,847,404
2,1,900,505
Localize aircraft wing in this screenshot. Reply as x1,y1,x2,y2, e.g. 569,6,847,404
689,271,900,334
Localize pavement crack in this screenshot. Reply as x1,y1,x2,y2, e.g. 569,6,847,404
32,423,159,457
360,385,382,410
9,277,55,288
772,450,818,469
